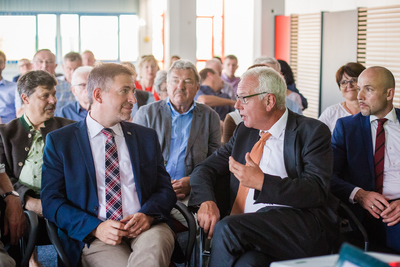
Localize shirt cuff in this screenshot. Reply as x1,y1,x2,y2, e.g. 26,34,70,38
349,187,361,204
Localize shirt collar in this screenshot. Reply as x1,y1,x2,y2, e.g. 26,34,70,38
22,113,35,131
0,78,5,85
370,107,397,124
166,97,196,116
86,112,123,139
260,108,288,139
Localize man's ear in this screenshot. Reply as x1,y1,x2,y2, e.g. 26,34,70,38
93,88,103,104
70,86,77,97
386,87,395,101
265,94,276,112
21,93,29,105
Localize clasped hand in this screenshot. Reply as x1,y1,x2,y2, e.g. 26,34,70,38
93,213,154,245
355,189,400,226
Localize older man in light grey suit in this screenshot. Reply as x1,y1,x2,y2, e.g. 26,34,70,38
133,60,221,222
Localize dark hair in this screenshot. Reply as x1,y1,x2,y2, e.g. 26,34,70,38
277,59,295,85
335,62,366,88
213,56,222,63
64,51,82,63
199,68,216,84
17,70,57,100
87,63,134,104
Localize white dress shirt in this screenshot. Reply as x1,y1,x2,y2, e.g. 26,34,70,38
350,107,400,202
86,114,141,221
244,109,291,213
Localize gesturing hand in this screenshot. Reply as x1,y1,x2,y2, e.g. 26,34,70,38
229,153,264,191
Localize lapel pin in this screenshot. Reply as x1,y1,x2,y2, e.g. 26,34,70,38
127,132,132,135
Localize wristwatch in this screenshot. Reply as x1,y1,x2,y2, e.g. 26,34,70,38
3,190,19,199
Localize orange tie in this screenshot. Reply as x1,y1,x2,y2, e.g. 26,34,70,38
231,132,271,215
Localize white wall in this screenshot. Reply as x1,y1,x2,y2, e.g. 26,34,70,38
285,0,400,15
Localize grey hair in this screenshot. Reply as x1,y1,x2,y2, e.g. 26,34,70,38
168,59,200,85
253,56,281,72
154,70,168,94
241,66,286,109
17,70,57,100
71,66,93,85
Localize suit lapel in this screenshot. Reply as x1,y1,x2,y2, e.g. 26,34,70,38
360,115,374,179
74,120,97,189
283,111,298,179
120,122,143,203
186,105,203,155
160,102,172,162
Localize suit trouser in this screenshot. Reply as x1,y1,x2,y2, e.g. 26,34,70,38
209,206,333,267
81,223,175,267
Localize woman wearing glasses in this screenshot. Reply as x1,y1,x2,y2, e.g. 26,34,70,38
319,62,365,133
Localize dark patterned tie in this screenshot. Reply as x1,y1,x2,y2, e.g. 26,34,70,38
101,128,123,221
374,118,388,194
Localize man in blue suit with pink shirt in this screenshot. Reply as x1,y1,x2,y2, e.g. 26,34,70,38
41,63,176,267
331,66,400,252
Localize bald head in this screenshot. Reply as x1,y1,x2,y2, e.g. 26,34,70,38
205,58,222,75
357,66,395,118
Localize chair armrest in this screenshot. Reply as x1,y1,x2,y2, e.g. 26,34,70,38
20,210,38,267
46,219,71,267
174,202,197,263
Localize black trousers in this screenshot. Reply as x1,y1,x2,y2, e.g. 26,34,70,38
209,206,333,267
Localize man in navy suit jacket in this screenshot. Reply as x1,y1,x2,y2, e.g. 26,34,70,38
332,66,400,252
41,63,176,267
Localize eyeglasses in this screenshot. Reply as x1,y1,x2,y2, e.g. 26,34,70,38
236,92,269,104
73,83,87,89
339,78,358,88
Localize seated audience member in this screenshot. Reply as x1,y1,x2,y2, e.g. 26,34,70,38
56,66,93,121
60,52,83,84
0,70,74,266
153,70,168,101
222,55,240,94
41,63,176,267
0,170,27,267
135,55,160,101
53,52,83,113
196,68,235,121
13,58,32,82
0,51,17,123
222,109,241,144
189,66,338,266
133,60,221,224
81,50,96,67
252,59,303,115
278,59,308,110
206,58,235,100
15,49,76,115
319,62,365,133
331,66,400,252
120,62,154,119
169,55,180,67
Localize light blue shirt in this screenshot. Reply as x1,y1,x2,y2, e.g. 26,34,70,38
165,98,196,180
0,78,16,123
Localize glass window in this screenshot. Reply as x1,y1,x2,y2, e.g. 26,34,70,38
0,15,36,60
196,0,224,63
152,0,166,69
80,16,119,61
60,14,79,56
38,14,57,53
120,15,139,62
